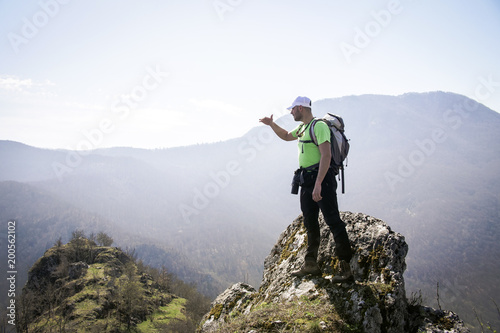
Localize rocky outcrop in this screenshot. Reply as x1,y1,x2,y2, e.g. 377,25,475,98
21,237,190,332
68,261,89,280
200,212,469,332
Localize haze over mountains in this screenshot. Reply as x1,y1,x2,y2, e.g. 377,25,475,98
1,91,499,329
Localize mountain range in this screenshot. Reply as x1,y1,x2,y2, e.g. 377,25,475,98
1,91,499,329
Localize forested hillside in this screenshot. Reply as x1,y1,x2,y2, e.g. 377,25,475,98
17,232,210,332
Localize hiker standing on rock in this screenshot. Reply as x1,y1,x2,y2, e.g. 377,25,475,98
259,96,353,282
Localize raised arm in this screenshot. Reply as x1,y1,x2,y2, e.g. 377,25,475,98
259,115,297,141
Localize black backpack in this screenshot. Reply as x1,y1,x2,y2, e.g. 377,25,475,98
307,113,350,193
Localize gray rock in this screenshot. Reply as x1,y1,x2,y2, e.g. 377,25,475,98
199,212,470,332
68,261,89,280
200,282,256,332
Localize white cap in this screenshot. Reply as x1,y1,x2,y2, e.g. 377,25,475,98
287,96,312,110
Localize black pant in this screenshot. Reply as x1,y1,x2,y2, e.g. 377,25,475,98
299,168,352,263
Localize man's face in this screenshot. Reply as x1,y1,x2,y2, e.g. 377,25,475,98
291,106,302,121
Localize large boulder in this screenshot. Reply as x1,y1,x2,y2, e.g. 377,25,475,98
199,212,469,332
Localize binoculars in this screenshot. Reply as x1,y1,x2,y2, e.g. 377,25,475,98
291,169,301,195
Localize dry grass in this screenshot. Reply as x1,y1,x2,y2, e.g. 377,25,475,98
212,296,362,333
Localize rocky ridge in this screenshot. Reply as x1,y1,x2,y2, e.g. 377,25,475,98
20,236,198,332
199,212,469,332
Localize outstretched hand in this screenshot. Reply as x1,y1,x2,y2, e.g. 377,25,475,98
259,114,273,126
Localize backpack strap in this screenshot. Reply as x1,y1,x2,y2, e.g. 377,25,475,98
340,166,345,194
306,118,320,146
296,123,310,141
301,163,319,171
297,120,317,154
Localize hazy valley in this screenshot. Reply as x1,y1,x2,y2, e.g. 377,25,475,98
1,91,499,330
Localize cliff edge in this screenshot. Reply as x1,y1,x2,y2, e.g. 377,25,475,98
199,212,469,333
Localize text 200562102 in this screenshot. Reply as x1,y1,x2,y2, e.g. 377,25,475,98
6,221,17,326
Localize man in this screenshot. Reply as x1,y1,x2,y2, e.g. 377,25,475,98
259,96,353,282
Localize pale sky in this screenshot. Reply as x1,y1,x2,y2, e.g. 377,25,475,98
1,0,500,149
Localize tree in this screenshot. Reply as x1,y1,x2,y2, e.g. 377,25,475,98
117,264,146,329
96,231,113,247
71,229,86,240
69,229,87,262
54,236,63,247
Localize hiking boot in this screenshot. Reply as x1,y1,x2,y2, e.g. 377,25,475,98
291,261,321,277
331,260,354,283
